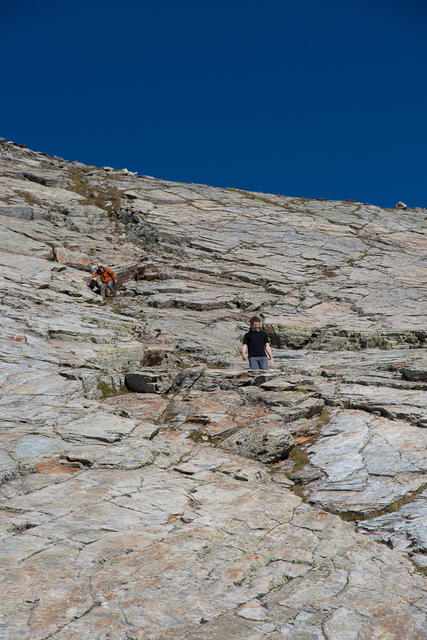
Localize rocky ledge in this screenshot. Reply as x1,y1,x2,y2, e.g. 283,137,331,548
0,139,426,639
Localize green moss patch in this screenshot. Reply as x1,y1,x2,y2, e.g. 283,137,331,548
67,168,123,213
98,381,129,398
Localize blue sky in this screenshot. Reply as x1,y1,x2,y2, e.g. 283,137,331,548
2,0,426,207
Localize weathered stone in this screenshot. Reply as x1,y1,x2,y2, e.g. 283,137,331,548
125,369,175,393
22,170,64,187
14,436,62,459
53,245,92,269
304,410,427,515
0,450,14,471
357,487,427,559
401,364,427,382
221,425,295,464
55,413,137,443
0,204,34,220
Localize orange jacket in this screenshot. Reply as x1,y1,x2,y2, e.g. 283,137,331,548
91,267,116,283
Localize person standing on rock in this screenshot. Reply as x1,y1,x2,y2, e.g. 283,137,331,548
241,316,274,370
89,264,117,299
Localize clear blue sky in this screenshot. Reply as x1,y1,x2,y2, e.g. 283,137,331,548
2,0,427,207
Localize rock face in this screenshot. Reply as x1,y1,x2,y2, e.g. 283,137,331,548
0,140,426,639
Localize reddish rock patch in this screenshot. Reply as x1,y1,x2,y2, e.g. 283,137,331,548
36,457,80,474
294,435,312,444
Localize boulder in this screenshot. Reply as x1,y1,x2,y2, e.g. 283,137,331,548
125,369,176,394
54,245,92,269
0,204,33,220
221,425,295,464
401,365,427,382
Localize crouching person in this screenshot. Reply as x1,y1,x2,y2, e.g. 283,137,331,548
89,264,117,299
241,316,274,370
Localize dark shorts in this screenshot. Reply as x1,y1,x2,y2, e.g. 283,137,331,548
249,356,269,370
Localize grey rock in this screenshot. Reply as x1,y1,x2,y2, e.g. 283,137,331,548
305,410,427,515
22,171,63,187
401,365,427,382
221,425,295,464
125,369,175,393
290,466,324,484
0,204,34,220
357,487,427,559
0,450,14,471
14,436,61,459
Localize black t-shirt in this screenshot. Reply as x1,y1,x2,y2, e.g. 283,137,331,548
243,330,269,357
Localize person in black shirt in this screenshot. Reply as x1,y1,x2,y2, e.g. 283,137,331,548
241,316,274,370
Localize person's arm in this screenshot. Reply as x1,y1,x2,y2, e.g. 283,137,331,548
242,333,249,361
265,341,274,366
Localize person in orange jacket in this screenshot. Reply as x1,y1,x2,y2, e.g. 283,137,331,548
90,264,117,299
